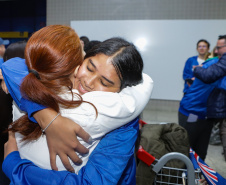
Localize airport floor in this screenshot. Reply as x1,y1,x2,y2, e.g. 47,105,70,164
141,101,226,178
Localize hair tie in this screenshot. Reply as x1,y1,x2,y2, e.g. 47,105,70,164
29,69,40,79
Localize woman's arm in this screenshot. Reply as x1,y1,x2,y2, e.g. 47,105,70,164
3,118,139,185
33,109,90,172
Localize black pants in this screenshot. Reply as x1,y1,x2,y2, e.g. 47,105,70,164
178,112,213,161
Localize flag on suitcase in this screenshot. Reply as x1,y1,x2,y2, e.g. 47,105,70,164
189,148,226,185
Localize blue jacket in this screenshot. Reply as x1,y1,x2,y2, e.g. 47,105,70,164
194,54,226,118
183,56,199,93
0,58,3,66
1,57,139,184
3,118,139,185
179,57,226,119
1,57,45,123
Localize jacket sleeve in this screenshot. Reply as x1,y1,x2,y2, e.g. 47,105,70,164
3,118,139,185
183,58,194,80
194,54,226,83
1,57,46,123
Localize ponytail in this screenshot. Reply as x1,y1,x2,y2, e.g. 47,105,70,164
8,25,85,141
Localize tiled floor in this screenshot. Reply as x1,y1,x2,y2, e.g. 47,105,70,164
142,101,226,178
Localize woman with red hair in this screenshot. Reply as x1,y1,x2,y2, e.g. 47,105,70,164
1,25,153,184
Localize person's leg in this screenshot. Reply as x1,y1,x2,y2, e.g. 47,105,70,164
178,112,213,160
220,119,226,161
178,112,199,152
178,111,187,128
194,119,213,161
184,122,200,153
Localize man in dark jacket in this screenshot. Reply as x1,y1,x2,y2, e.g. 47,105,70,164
193,35,226,161
178,56,221,161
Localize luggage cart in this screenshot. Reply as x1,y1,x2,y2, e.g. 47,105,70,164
137,146,202,185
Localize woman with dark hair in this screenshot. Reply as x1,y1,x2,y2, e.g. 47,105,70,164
1,25,153,183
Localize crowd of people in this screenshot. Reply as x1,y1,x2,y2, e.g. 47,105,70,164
1,25,226,184
179,36,226,162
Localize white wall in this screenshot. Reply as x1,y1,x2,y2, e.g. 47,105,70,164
71,20,226,100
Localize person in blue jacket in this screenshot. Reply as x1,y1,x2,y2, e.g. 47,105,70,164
193,35,226,161
0,25,152,184
182,39,210,94
178,56,226,160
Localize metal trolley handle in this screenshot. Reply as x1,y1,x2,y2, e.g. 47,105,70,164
153,152,195,185
137,146,196,185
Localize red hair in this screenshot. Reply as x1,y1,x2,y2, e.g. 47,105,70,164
9,25,85,141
